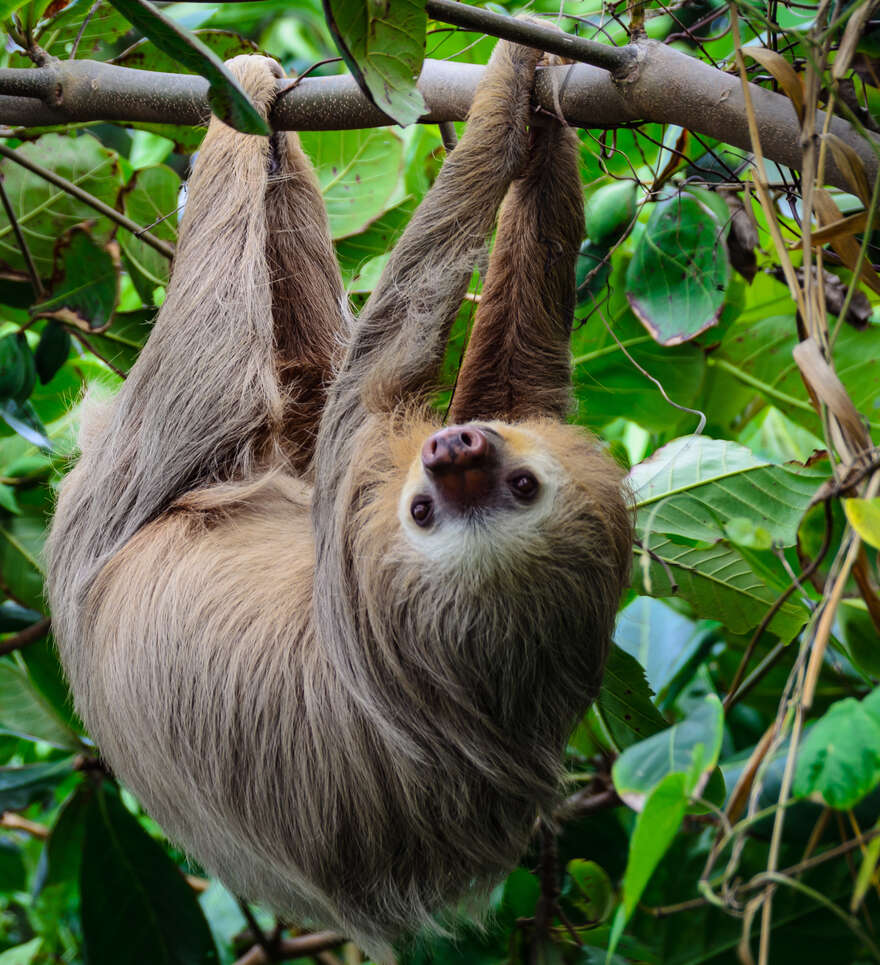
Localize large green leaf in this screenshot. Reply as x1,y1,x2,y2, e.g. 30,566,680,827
633,535,808,638
0,758,75,811
81,784,219,965
37,0,133,59
323,0,427,127
301,129,405,239
626,194,730,346
715,313,880,434
596,643,668,751
106,0,268,135
0,509,47,609
612,694,724,808
118,164,179,291
336,196,415,285
630,436,825,547
34,785,91,899
571,308,706,434
608,772,689,957
32,230,119,330
793,687,880,810
0,135,121,278
0,656,81,750
112,28,259,72
84,310,153,374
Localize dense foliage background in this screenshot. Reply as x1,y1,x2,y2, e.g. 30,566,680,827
1,0,880,963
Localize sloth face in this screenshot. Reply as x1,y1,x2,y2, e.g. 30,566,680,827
396,422,567,565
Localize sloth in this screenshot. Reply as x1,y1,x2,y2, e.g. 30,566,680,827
46,41,632,958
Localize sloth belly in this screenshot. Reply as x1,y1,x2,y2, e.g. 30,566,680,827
70,474,325,896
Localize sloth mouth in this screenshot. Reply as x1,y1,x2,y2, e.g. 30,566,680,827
430,466,495,509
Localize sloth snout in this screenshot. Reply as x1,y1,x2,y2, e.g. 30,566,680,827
422,427,493,509
421,426,489,473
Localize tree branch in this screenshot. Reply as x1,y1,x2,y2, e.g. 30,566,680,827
231,931,344,965
0,43,877,194
0,616,50,657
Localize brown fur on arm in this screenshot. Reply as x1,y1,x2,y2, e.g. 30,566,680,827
266,129,348,474
320,39,545,425
46,57,341,635
449,93,585,423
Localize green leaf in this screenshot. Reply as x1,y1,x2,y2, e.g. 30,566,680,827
585,181,638,246
844,497,880,550
609,772,688,957
626,194,730,345
0,601,43,632
596,643,668,751
106,0,268,135
575,239,612,309
34,322,72,385
0,0,30,26
118,164,179,291
336,196,414,283
499,868,540,921
0,758,75,811
37,0,133,59
715,313,880,434
794,690,880,809
634,535,808,639
301,129,404,239
571,299,706,434
81,784,220,965
34,785,92,898
32,229,119,330
630,436,825,548
83,310,153,374
323,0,427,127
612,694,724,808
0,134,121,278
0,656,81,750
0,334,35,403
112,28,259,73
0,939,42,965
838,600,880,678
566,859,614,924
0,399,52,451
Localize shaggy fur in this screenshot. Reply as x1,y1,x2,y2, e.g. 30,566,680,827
46,44,632,958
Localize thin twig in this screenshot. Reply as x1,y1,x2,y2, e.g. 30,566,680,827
0,174,44,298
231,931,345,965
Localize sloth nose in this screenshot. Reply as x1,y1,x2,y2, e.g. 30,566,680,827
422,426,489,472
421,426,492,508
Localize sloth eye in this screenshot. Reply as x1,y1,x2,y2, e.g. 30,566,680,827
410,497,434,527
509,472,539,501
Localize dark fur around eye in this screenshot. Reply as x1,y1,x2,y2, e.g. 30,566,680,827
411,497,434,526
509,472,539,501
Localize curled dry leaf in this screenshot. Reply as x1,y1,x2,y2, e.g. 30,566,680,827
744,47,804,123
792,336,871,453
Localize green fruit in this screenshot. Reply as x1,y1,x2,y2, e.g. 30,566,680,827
584,180,638,246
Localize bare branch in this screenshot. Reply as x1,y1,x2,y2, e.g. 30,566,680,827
232,931,345,965
1,44,876,195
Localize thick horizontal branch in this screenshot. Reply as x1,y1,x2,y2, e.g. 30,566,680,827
1,43,877,194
